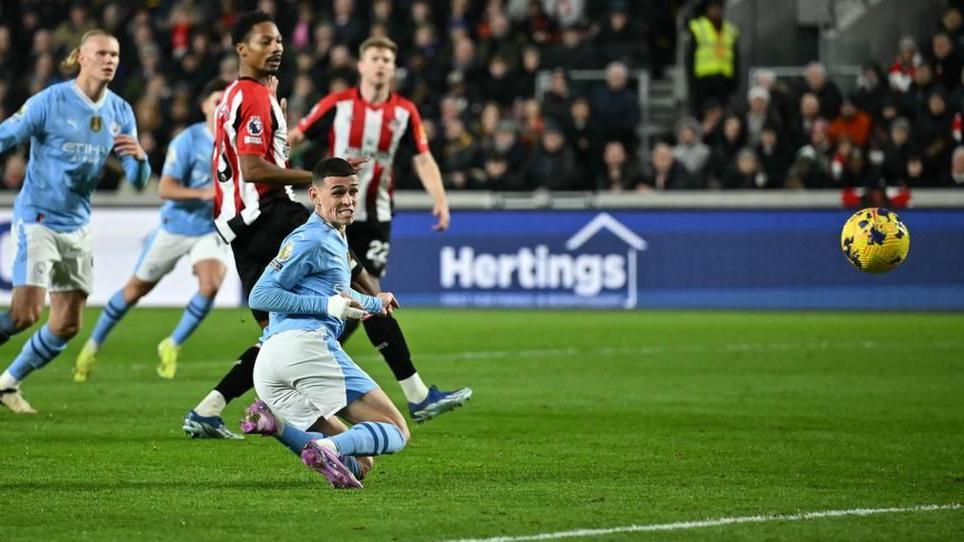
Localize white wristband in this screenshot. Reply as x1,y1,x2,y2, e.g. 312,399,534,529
327,295,365,320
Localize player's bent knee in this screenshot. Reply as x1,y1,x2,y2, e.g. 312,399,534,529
198,281,220,298
48,321,80,339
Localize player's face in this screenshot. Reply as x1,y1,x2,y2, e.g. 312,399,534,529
311,176,360,227
239,22,284,75
79,35,120,83
358,47,396,87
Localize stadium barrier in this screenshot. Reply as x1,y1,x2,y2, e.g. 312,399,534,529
1,190,962,310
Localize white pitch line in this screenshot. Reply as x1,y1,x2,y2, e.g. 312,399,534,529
123,339,964,372
438,503,963,542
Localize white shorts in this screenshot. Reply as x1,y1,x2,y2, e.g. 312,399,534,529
253,327,378,431
133,228,231,283
12,220,93,294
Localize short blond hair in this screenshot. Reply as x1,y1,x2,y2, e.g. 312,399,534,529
61,29,115,72
359,36,397,58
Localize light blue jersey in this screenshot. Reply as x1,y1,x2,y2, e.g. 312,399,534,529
0,81,151,232
159,122,215,236
249,213,382,340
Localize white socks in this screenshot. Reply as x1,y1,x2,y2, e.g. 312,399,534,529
398,373,429,404
195,390,226,417
0,370,19,390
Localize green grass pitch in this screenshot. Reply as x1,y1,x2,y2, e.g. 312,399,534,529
1,308,962,541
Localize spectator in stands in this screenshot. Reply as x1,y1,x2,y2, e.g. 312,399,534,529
52,5,94,54
519,0,559,45
323,45,357,89
803,62,843,120
542,68,571,123
876,117,916,186
596,140,644,191
903,63,936,120
591,61,641,149
516,45,543,99
673,116,711,182
526,121,580,190
478,9,525,67
641,142,698,190
708,113,746,186
542,21,595,70
699,98,726,141
0,25,20,82
906,153,927,187
836,143,873,190
490,119,528,171
829,96,873,149
889,36,922,94
787,120,833,188
686,0,739,114
755,123,788,189
751,69,793,126
448,35,483,93
929,31,963,89
476,150,526,191
28,53,59,96
440,117,481,190
950,146,964,186
542,0,587,28
918,89,954,180
371,0,411,51
721,148,765,189
565,96,599,182
940,7,964,48
596,1,648,68
853,63,888,120
520,98,546,146
744,86,774,146
479,55,519,108
475,102,502,145
332,0,367,51
787,92,823,155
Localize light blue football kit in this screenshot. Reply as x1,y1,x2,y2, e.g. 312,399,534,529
88,122,230,352
248,212,407,458
0,81,150,385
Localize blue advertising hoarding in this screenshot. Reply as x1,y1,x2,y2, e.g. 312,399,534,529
381,209,964,310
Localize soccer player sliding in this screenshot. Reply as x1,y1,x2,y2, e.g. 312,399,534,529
183,11,468,439
241,157,408,489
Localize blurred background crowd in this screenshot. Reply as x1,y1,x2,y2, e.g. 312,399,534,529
0,0,962,197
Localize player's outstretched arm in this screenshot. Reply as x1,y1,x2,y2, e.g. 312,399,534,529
238,154,312,186
412,152,450,231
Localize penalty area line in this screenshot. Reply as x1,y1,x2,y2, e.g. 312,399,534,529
438,503,963,542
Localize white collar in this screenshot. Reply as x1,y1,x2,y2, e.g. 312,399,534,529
71,81,109,110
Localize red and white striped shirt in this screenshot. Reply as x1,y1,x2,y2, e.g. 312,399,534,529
212,77,294,243
296,87,429,223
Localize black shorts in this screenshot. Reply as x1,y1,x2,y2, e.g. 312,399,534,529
346,220,392,278
231,200,310,322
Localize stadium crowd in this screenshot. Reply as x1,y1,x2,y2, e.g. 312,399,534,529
0,0,961,196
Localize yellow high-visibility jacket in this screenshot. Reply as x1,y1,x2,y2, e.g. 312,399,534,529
689,16,739,78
